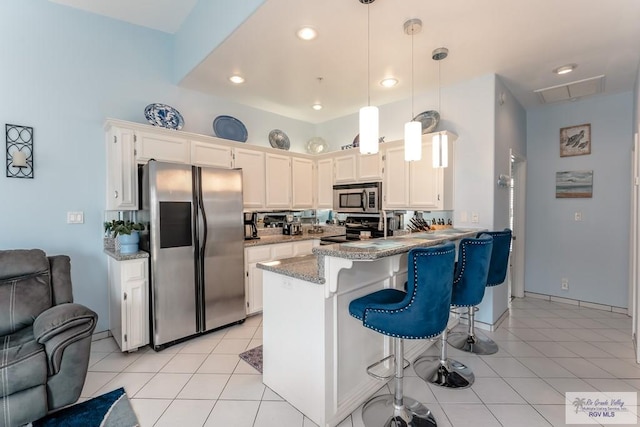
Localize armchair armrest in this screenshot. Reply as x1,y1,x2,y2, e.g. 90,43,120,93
33,303,97,375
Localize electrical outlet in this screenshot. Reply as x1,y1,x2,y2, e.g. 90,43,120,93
561,278,569,291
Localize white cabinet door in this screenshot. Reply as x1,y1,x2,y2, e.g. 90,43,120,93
135,131,189,164
265,153,291,208
316,158,334,209
105,126,137,210
334,154,357,183
292,239,318,256
234,148,265,209
409,140,443,209
245,245,272,315
291,157,314,209
108,257,149,352
358,152,383,181
191,140,233,168
383,145,409,208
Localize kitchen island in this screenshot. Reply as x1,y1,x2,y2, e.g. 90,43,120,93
258,228,482,427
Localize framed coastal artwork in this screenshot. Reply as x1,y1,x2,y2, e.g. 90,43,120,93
556,170,593,198
560,123,591,157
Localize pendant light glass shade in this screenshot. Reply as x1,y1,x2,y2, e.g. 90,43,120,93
404,121,422,161
432,132,448,168
359,106,379,154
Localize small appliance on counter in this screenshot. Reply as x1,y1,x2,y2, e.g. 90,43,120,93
244,212,259,240
283,216,303,236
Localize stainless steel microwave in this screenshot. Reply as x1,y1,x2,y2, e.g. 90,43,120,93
333,182,381,213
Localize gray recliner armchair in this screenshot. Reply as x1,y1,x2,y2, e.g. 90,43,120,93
0,249,98,427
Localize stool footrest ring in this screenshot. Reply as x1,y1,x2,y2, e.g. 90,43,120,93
366,354,410,380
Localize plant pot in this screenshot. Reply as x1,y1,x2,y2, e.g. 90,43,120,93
117,231,140,254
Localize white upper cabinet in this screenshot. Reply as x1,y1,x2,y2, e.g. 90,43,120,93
333,151,383,183
291,157,314,208
382,145,410,208
315,158,334,209
358,152,383,181
265,153,292,208
334,153,357,183
234,148,265,209
135,131,190,164
191,139,233,168
382,133,456,210
105,125,137,210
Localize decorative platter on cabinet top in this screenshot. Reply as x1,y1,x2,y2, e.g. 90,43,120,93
306,137,327,154
412,110,440,134
213,115,248,142
144,103,184,130
268,129,290,150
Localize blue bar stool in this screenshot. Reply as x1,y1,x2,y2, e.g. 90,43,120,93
413,234,493,388
349,243,456,427
448,229,512,355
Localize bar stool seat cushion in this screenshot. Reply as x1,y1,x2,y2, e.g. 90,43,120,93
349,243,456,340
450,234,493,308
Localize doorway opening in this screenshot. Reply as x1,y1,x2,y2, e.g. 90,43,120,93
509,151,526,299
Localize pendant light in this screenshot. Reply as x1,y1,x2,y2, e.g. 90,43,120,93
404,19,422,161
359,0,379,155
432,47,449,168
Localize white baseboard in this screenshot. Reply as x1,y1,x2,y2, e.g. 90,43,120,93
524,291,629,315
92,330,112,342
454,307,509,332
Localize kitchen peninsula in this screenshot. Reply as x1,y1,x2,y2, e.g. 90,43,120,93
258,228,482,427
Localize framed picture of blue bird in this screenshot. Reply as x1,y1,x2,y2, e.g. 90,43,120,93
560,123,591,157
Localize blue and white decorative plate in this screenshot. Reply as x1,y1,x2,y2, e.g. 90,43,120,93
413,110,440,134
144,103,184,130
213,115,248,142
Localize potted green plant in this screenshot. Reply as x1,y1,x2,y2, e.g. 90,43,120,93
104,220,145,254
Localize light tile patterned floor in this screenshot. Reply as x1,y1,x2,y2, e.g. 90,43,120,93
83,297,639,426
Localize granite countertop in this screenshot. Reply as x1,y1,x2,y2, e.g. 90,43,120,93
257,228,485,284
258,254,324,284
244,226,345,247
104,248,149,261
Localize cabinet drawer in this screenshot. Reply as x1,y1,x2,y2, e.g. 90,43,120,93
246,246,272,263
271,243,294,259
122,259,147,280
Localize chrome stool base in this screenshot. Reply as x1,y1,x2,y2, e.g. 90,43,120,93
447,332,498,355
413,356,474,389
362,394,437,427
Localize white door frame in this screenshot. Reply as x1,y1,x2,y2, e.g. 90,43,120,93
631,133,639,362
510,150,526,299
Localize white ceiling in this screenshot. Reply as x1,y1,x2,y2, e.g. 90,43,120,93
50,0,640,124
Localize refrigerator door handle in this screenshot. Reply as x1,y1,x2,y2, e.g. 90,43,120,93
197,169,208,258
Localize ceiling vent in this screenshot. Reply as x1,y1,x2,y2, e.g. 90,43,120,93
534,75,605,104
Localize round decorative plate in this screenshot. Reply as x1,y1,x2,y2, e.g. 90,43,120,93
412,110,440,134
213,115,248,142
268,129,290,150
144,103,184,130
306,137,327,154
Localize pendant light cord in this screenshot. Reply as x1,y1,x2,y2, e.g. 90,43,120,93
411,30,415,118
367,4,371,107
438,58,441,116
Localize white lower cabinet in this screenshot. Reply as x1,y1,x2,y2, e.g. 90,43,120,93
108,257,149,352
245,240,318,315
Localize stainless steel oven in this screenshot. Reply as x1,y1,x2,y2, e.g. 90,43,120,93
333,182,381,213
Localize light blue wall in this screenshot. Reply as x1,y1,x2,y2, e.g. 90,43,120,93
0,0,313,332
525,92,633,308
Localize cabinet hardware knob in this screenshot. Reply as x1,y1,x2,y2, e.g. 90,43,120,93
124,292,127,300
114,191,119,199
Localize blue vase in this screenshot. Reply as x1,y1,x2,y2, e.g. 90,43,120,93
118,231,140,254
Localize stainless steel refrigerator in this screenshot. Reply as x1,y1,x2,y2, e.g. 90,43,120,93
140,161,246,351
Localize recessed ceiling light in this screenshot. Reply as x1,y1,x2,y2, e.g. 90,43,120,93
229,75,245,84
312,103,323,111
553,64,577,75
296,26,317,41
380,78,398,88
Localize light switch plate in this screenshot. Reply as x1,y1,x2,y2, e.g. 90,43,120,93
67,211,84,224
